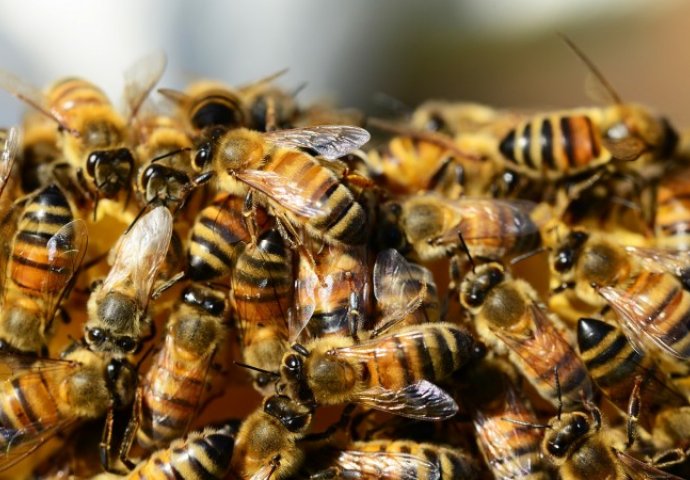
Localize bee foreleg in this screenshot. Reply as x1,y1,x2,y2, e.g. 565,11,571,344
118,388,143,471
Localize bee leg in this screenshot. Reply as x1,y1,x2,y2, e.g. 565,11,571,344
651,448,689,468
242,190,259,245
118,388,142,471
100,406,127,474
300,404,356,443
151,271,187,300
625,376,642,449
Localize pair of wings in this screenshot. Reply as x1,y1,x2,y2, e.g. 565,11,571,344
598,246,690,360
231,125,370,219
0,52,167,137
309,449,442,480
99,206,173,314
0,354,83,471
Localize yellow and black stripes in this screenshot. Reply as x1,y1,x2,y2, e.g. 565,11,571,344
655,167,690,251
189,90,246,132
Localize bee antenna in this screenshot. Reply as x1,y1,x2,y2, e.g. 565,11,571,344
501,417,551,429
234,361,280,378
554,365,563,420
457,231,476,273
292,343,310,356
558,32,622,105
510,246,546,266
150,147,191,164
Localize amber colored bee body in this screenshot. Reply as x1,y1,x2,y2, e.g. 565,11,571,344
655,166,690,251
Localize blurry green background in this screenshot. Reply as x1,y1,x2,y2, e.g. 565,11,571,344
0,0,688,125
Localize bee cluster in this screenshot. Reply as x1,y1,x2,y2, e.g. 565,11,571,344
0,40,688,480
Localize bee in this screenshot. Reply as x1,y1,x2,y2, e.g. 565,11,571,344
19,111,62,193
85,206,173,356
192,125,371,246
309,440,480,480
0,344,136,472
232,395,313,480
294,241,369,341
548,225,690,366
377,193,541,263
239,69,300,131
119,284,229,456
459,262,593,408
232,229,293,395
0,183,88,355
278,322,481,419
497,37,678,183
577,317,686,428
94,424,235,480
0,52,167,202
654,166,690,251
187,193,270,283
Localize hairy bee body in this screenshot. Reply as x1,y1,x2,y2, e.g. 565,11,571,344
655,166,690,251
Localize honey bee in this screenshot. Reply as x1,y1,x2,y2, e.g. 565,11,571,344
187,193,270,283
278,323,481,419
459,262,593,408
239,69,300,131
19,111,62,193
94,424,235,480
120,284,229,456
85,206,173,356
377,193,541,263
309,440,480,480
0,183,88,355
232,229,293,395
0,344,136,472
654,166,690,251
498,37,678,184
577,317,686,428
294,241,369,341
0,52,167,202
232,395,313,480
192,125,371,246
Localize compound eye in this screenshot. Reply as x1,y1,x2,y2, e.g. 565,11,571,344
284,354,302,372
388,203,402,217
86,152,104,176
142,165,158,183
283,415,307,433
547,439,564,457
554,249,573,272
194,145,211,170
86,327,106,346
203,297,224,316
572,415,588,435
116,336,137,353
466,289,485,308
256,374,271,388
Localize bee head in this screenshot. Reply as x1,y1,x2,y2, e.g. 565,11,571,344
543,412,593,462
87,148,134,197
263,395,312,433
460,262,505,309
140,163,190,206
553,230,589,275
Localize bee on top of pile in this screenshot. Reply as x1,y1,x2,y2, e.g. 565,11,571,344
0,34,687,480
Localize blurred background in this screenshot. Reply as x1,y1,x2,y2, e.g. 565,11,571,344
0,0,688,125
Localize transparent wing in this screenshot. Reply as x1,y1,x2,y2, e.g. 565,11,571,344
372,249,434,333
122,50,168,121
598,281,690,360
157,87,190,106
625,246,690,279
249,459,281,480
355,380,458,420
320,450,441,480
238,68,289,94
292,255,318,342
102,206,173,311
0,353,78,380
33,219,89,323
0,127,20,200
613,449,687,480
236,169,328,218
263,126,370,159
0,418,76,472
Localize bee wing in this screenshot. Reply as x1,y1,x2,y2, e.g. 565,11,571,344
319,450,441,480
0,353,79,379
613,448,687,480
235,169,328,217
372,249,434,333
602,137,647,162
0,71,76,136
0,127,20,200
292,256,318,341
31,219,88,322
624,246,690,279
122,50,168,121
263,126,370,160
101,206,173,311
598,282,690,360
238,68,289,94
355,380,458,420
0,418,77,472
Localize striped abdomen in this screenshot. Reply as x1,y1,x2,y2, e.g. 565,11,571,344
46,78,112,116
344,441,479,480
129,426,234,480
8,184,74,295
499,114,605,179
265,150,367,245
577,318,685,426
356,324,477,391
655,167,690,251
188,194,268,282
136,335,211,450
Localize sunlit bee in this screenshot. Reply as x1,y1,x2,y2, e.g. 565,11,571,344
310,440,480,480
0,52,167,200
0,345,135,472
0,184,87,354
279,323,482,419
85,206,173,356
377,193,541,262
577,317,686,428
232,229,292,395
192,126,371,246
187,193,270,282
124,284,229,452
294,241,369,341
460,262,593,408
